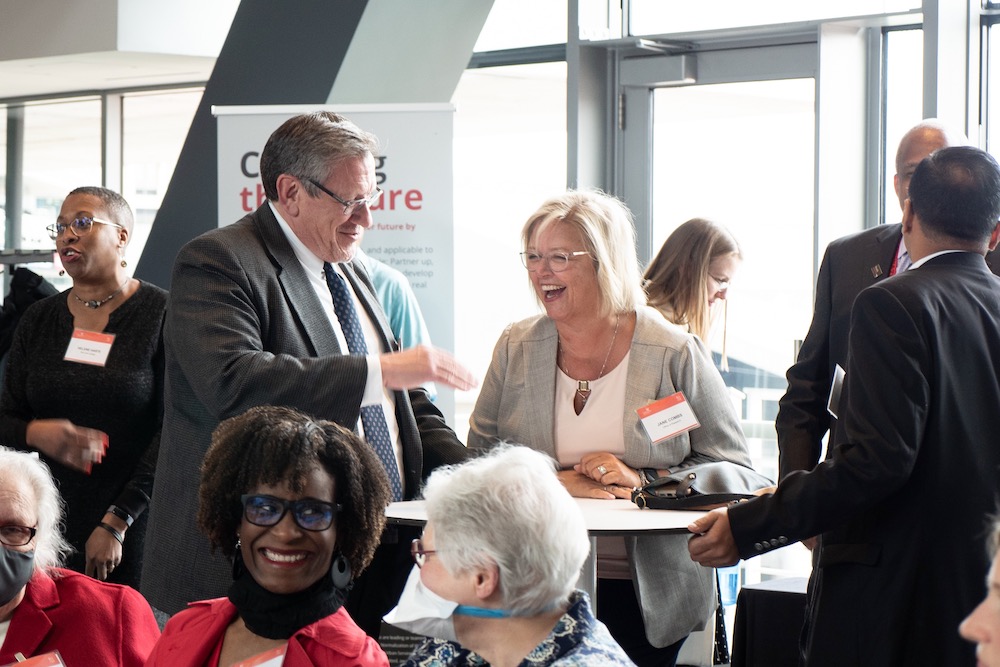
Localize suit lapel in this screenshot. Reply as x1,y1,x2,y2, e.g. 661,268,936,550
252,205,342,357
7,573,57,659
869,223,903,282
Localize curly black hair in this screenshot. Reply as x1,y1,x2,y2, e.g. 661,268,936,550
197,405,390,576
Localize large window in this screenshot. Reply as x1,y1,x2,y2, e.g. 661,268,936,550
451,61,568,437
883,28,924,226
122,88,201,268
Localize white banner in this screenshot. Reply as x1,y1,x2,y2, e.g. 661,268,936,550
214,104,456,423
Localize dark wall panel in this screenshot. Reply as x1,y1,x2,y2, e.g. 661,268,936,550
136,0,368,288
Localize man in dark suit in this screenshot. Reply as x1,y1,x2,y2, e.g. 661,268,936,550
689,145,1000,665
140,112,476,633
775,119,1000,480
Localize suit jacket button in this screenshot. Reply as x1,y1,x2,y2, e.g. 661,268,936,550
754,542,764,551
779,536,788,545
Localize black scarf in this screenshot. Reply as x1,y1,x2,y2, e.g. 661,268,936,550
228,552,349,640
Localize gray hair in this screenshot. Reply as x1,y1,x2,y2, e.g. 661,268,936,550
0,448,72,571
421,445,589,615
66,186,134,236
260,111,380,201
521,190,646,318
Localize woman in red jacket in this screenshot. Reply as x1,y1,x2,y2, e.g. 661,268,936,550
0,447,160,665
147,406,390,666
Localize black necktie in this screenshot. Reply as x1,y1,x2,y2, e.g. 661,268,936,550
323,263,403,501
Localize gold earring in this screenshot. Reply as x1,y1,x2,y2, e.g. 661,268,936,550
120,258,127,268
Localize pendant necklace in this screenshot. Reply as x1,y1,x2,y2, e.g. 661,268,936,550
72,278,130,309
559,313,621,415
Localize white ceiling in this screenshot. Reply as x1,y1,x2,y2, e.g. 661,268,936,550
0,52,216,100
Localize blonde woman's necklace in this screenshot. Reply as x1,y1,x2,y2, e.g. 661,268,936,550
72,278,129,309
558,313,621,415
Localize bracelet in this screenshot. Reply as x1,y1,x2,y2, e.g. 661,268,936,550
99,522,124,546
106,505,134,528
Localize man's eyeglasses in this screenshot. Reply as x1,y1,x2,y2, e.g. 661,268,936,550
46,216,123,241
0,525,36,547
410,538,437,568
308,179,383,216
520,250,591,273
240,494,341,532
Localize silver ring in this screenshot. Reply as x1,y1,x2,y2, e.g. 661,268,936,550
597,465,608,476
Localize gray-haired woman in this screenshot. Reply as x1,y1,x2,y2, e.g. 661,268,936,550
388,445,634,666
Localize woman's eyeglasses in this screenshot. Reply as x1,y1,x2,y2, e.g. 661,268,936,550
46,216,124,241
410,538,437,568
240,494,341,532
520,250,591,273
0,525,36,547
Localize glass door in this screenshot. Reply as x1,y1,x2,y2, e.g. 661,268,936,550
618,42,818,581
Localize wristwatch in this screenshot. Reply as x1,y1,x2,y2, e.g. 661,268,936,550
106,504,134,528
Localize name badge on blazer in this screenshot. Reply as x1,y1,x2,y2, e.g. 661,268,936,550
3,651,67,667
637,392,701,444
64,329,115,367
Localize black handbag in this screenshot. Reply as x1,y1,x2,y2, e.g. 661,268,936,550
631,461,774,510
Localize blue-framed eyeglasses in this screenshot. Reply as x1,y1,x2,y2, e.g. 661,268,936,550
46,216,123,241
308,179,383,216
240,494,341,532
520,250,591,273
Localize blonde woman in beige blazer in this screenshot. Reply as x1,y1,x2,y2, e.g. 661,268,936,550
468,190,750,667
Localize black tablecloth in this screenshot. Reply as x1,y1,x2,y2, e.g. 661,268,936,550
731,577,808,667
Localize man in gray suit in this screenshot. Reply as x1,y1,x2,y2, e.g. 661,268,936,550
141,111,476,635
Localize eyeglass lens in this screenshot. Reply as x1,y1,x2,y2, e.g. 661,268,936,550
0,525,36,547
241,494,338,532
520,251,577,272
47,217,95,240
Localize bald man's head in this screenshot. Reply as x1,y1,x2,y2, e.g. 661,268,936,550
893,119,969,211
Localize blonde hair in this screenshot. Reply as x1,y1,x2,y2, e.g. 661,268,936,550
521,190,645,318
643,218,741,343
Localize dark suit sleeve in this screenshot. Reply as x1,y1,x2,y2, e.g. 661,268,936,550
167,233,368,427
730,284,927,556
408,387,471,476
775,244,836,480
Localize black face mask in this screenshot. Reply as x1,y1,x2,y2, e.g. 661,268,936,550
227,549,348,640
0,548,34,606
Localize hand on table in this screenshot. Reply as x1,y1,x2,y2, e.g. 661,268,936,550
687,507,740,567
557,469,633,500
576,452,642,489
381,345,478,391
26,419,107,473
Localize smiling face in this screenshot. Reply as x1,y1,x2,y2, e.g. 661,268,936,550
706,252,740,307
239,467,337,595
526,220,600,325
284,154,376,263
961,551,1000,667
55,193,126,281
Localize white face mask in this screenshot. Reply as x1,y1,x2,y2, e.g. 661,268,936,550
383,565,512,643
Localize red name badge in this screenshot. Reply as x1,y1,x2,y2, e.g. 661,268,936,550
2,651,66,667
